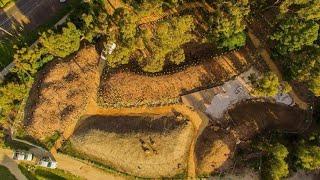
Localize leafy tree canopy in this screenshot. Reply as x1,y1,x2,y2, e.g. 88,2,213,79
39,22,82,58
138,15,195,72
280,0,320,21
287,47,320,96
106,15,194,72
13,46,45,77
263,143,289,180
0,83,27,128
251,72,281,97
296,145,320,170
208,0,249,49
271,17,319,54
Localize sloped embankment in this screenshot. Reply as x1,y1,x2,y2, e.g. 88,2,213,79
98,45,255,107
195,101,307,175
70,114,194,178
24,46,100,140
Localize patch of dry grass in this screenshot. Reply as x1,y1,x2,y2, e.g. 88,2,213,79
24,46,100,140
70,114,194,178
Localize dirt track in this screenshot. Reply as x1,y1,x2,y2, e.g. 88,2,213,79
247,28,308,110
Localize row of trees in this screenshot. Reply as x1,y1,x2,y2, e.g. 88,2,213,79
207,0,250,50
271,0,320,96
104,0,195,72
254,136,320,180
104,0,251,72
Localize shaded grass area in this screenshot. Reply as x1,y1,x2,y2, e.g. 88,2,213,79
4,138,33,151
0,165,17,180
58,140,145,179
18,163,83,180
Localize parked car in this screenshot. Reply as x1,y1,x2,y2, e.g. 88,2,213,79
12,150,33,161
38,157,57,169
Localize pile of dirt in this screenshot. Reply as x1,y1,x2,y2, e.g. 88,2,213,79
195,101,307,175
99,45,255,107
70,114,194,178
24,46,100,140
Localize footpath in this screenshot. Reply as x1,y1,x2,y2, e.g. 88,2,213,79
247,28,309,110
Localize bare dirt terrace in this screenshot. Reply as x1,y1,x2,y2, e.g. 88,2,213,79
69,114,194,178
99,43,258,107
24,46,100,140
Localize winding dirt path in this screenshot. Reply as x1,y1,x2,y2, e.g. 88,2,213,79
247,28,308,110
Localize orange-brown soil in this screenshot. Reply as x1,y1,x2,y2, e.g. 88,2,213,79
24,46,100,140
99,45,256,107
195,101,307,175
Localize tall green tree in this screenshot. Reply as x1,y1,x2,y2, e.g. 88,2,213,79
0,83,28,129
208,0,249,50
279,0,320,21
13,45,45,77
296,145,320,170
39,22,82,58
271,17,319,55
287,47,320,96
262,143,289,180
138,15,195,72
251,72,281,97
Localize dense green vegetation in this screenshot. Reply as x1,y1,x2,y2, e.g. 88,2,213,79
0,165,17,180
271,0,320,96
261,143,289,180
296,144,320,170
243,130,320,180
249,72,291,97
207,0,249,50
0,83,28,129
18,163,82,180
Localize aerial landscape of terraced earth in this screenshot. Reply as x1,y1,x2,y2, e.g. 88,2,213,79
0,0,320,179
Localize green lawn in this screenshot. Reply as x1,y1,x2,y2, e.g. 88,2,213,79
18,163,83,180
0,165,17,180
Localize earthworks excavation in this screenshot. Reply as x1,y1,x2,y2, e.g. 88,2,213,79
195,101,308,175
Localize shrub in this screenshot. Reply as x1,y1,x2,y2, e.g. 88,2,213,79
296,145,320,171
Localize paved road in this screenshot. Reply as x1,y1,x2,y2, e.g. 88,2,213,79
0,0,65,36
0,149,27,180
